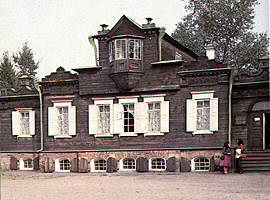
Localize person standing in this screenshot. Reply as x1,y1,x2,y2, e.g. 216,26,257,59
235,139,246,174
220,142,232,174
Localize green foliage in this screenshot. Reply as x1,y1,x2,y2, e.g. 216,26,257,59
0,51,18,88
12,42,40,87
172,0,269,72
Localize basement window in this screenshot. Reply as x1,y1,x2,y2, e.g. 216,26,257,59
19,158,33,170
91,158,107,172
55,158,71,172
150,157,166,171
191,157,210,172
122,158,136,170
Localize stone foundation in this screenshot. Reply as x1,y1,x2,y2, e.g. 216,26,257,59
0,149,222,172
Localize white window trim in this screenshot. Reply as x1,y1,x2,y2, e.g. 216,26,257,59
113,39,142,61
119,158,136,172
89,99,114,137
149,157,166,172
191,157,210,172
143,96,169,136
55,158,71,172
12,109,35,137
119,97,138,136
90,158,107,173
48,102,76,138
187,91,218,135
19,158,33,171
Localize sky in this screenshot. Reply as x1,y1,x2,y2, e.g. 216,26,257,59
0,0,269,79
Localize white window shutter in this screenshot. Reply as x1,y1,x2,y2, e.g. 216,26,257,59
210,98,218,131
109,105,114,135
89,105,99,135
134,102,148,133
69,106,76,136
113,104,124,134
160,101,170,132
12,111,20,136
48,107,58,136
29,110,35,135
186,99,197,132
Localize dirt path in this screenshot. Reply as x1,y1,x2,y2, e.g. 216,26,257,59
1,172,270,200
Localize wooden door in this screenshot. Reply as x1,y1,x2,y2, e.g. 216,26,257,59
248,112,263,150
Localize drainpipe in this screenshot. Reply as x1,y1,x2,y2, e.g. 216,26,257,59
34,82,43,152
158,27,166,61
228,67,236,145
88,36,98,66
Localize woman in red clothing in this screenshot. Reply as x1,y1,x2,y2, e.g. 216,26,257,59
220,142,232,174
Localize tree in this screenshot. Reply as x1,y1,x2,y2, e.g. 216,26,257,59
172,0,268,73
0,51,18,88
13,42,39,86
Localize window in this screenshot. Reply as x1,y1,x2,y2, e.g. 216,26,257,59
12,109,35,137
55,158,71,172
57,107,69,135
144,96,169,136
99,105,110,134
186,91,218,134
48,102,76,138
111,39,142,61
60,159,71,171
109,41,115,62
196,100,210,130
115,39,126,59
19,158,33,170
20,111,30,135
148,102,161,132
191,157,210,172
120,158,136,171
150,158,166,171
90,159,107,172
89,99,113,137
89,96,169,137
123,104,135,132
128,39,141,59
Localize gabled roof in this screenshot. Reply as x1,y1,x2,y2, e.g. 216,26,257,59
92,15,198,59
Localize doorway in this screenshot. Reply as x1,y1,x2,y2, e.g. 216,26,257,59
264,113,270,150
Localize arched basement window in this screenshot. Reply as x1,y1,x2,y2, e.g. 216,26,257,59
192,157,210,172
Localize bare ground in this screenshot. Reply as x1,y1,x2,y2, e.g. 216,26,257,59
1,171,270,200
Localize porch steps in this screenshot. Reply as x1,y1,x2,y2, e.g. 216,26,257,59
241,151,270,173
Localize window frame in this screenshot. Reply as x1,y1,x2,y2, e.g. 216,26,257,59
149,157,166,172
19,158,33,171
55,158,71,172
186,91,218,135
48,101,76,138
118,97,138,137
112,38,142,61
119,158,136,171
143,95,169,136
90,158,107,172
191,157,210,172
12,109,35,137
89,98,114,137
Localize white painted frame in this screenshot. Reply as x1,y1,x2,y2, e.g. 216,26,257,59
149,157,166,172
19,158,34,171
119,158,136,172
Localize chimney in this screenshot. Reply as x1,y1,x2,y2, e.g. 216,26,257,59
18,75,31,87
98,24,110,35
142,17,156,28
205,44,215,60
